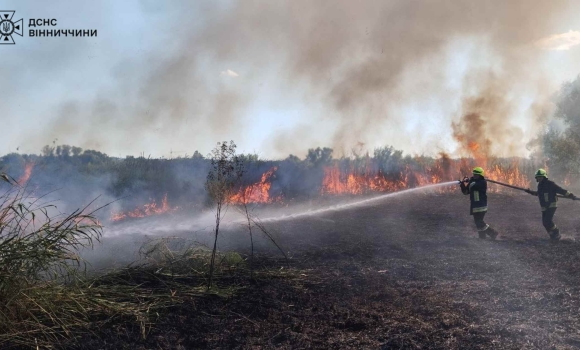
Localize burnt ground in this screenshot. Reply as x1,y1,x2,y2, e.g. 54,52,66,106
77,190,580,349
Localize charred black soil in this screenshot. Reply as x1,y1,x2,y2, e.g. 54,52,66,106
74,191,580,349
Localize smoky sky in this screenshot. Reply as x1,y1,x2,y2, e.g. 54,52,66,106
3,0,580,159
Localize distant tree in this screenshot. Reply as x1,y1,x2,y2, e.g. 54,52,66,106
192,151,204,159
60,145,72,157
305,147,333,166
41,145,55,157
374,146,403,173
285,154,301,163
71,146,83,157
205,141,244,290
541,75,580,176
239,153,259,163
0,153,25,168
79,150,108,165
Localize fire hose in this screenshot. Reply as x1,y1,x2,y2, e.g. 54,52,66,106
457,178,579,200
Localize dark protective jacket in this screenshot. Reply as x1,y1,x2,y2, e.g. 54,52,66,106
460,177,488,215
537,178,570,212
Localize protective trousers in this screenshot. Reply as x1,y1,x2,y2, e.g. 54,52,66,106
542,207,560,240
473,212,488,231
473,212,495,239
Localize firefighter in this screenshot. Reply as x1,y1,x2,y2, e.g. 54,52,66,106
460,167,498,240
525,169,576,241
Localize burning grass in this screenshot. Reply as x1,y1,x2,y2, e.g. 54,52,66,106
229,166,282,204
7,143,551,225
107,155,541,224
110,193,178,222
320,156,535,196
16,162,34,185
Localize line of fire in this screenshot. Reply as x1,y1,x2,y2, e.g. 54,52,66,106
2,144,566,224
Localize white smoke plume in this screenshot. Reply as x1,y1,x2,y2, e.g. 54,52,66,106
5,0,580,158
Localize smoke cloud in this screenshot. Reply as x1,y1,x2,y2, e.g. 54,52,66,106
536,30,580,51
21,0,580,158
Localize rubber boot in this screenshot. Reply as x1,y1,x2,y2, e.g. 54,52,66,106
486,227,498,240
549,227,561,241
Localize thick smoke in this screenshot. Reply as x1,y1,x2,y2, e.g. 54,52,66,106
451,74,517,161
39,0,578,158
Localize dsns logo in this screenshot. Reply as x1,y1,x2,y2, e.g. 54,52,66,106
0,11,23,44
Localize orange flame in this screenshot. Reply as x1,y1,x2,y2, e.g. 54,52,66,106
484,163,529,191
321,167,408,195
18,163,34,185
111,193,177,222
320,153,463,195
460,141,531,190
229,167,282,204
320,154,532,196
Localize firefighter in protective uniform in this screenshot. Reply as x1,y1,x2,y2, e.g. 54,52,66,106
460,167,498,239
525,169,576,241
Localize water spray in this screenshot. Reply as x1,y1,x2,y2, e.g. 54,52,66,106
260,181,458,222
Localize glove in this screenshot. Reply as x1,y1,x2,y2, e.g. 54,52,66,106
566,192,576,199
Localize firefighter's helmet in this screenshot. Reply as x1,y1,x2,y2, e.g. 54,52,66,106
535,168,548,178
472,167,485,176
